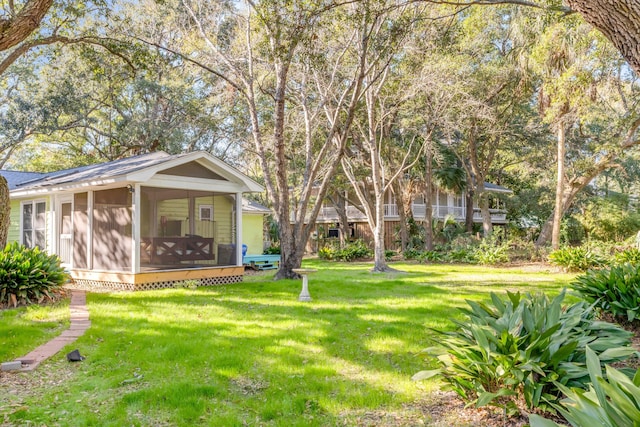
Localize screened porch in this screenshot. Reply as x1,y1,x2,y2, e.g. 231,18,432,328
139,187,239,270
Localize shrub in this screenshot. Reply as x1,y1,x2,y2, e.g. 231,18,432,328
414,290,634,414
318,246,336,260
263,245,281,255
444,247,477,263
403,248,422,260
474,238,509,265
572,263,640,322
0,242,68,307
506,237,542,262
416,250,443,263
319,240,372,262
576,195,640,243
529,347,640,427
335,240,372,261
613,247,640,265
548,246,606,272
384,249,396,261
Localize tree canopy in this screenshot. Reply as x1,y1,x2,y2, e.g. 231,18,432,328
1,0,640,275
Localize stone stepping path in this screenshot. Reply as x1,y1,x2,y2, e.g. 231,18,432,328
5,290,90,372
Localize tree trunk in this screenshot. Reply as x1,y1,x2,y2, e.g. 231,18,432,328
476,181,493,237
0,176,9,248
567,0,640,76
371,195,389,272
551,125,566,250
331,192,350,247
424,149,434,250
537,179,584,247
272,60,297,280
465,188,474,233
392,180,408,251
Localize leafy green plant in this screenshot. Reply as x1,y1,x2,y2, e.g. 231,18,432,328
434,215,465,243
384,249,396,261
576,195,640,243
474,238,509,265
318,246,336,260
403,248,422,260
0,242,68,307
613,247,640,265
444,247,477,263
548,246,606,272
335,240,372,261
414,290,634,414
529,347,640,427
318,240,372,262
416,250,443,263
572,263,640,321
263,245,281,255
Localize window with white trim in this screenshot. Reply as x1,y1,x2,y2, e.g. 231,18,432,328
22,201,46,249
199,205,213,221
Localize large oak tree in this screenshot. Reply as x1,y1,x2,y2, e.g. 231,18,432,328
0,0,55,247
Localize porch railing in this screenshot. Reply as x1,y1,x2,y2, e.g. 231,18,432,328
292,203,507,223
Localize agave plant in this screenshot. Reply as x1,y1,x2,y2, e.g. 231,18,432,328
0,242,68,307
573,263,640,322
414,290,634,414
529,347,640,427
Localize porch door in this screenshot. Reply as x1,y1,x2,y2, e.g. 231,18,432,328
58,199,73,266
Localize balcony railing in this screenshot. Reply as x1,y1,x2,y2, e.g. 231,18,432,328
384,204,398,217
293,203,507,223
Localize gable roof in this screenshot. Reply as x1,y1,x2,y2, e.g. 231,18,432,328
0,171,47,190
243,199,271,214
1,151,263,195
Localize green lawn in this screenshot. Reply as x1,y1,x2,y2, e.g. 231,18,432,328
0,298,69,362
2,261,575,426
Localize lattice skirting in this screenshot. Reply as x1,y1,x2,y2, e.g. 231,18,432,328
70,275,244,292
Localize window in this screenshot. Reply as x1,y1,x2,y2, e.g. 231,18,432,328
199,205,213,221
22,201,46,249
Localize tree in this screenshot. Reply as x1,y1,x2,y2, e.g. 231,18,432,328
530,15,640,247
0,0,55,247
339,2,436,272
433,6,537,237
145,0,375,278
425,1,640,75
565,0,640,75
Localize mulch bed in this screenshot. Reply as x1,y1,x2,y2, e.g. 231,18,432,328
0,287,69,310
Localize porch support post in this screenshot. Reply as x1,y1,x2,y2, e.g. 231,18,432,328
235,192,243,266
50,194,58,255
132,183,141,274
189,195,196,236
88,191,93,270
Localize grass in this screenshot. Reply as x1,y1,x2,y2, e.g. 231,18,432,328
0,298,70,362
2,261,575,426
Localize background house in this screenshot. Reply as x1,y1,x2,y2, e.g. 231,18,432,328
1,151,263,290
300,183,512,251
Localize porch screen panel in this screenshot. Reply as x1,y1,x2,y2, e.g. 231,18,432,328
73,193,88,269
93,188,132,271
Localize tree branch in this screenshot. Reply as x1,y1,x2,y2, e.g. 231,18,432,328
0,0,53,51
